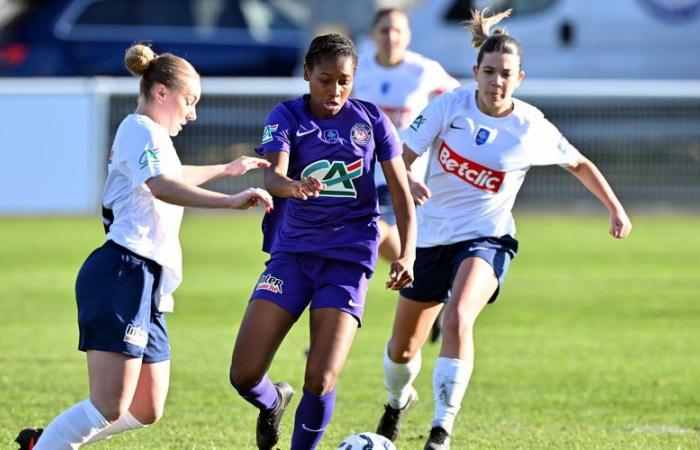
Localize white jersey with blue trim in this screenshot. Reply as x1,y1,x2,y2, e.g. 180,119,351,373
353,50,460,185
401,87,581,247
103,113,183,312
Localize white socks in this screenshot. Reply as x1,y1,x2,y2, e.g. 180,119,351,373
383,344,422,409
34,399,110,450
431,357,473,434
85,411,147,444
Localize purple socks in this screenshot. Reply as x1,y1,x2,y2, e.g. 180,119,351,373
233,374,278,411
291,388,336,450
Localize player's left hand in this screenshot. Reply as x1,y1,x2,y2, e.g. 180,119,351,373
609,208,632,239
386,257,414,290
223,156,271,177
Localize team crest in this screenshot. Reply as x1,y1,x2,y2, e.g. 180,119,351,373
301,158,363,197
350,123,372,145
138,147,159,169
261,124,279,144
475,128,490,145
323,129,339,143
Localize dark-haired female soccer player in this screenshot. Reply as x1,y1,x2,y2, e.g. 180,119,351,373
374,9,632,450
228,34,417,450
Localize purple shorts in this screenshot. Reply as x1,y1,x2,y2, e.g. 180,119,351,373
250,252,371,326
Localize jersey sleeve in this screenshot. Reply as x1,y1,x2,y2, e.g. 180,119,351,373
123,126,172,189
427,60,460,96
528,118,581,167
255,104,295,155
399,93,448,156
374,109,403,162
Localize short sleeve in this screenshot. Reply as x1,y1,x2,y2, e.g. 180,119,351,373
427,61,460,96
374,110,403,162
123,127,172,189
529,119,581,167
255,104,295,155
399,93,449,156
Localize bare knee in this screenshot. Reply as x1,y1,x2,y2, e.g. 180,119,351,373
303,369,338,396
442,309,475,341
388,338,421,363
92,399,130,423
229,362,263,391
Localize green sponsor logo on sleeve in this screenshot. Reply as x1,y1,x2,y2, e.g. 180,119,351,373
261,124,279,144
139,147,160,169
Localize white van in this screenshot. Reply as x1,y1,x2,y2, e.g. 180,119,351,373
407,0,700,78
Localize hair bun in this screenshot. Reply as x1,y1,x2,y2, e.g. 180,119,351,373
124,44,157,76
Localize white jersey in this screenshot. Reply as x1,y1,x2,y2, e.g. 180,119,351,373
353,50,459,185
401,87,581,247
103,114,184,312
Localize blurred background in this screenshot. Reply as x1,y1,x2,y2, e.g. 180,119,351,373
1,0,699,214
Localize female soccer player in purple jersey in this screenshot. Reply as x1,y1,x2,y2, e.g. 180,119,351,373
374,9,632,450
228,34,417,450
14,44,272,450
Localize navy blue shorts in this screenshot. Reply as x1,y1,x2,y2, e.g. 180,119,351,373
400,235,518,304
376,185,397,226
76,241,170,363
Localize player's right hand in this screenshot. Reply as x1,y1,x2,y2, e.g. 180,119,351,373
410,179,431,206
229,188,273,212
292,176,325,200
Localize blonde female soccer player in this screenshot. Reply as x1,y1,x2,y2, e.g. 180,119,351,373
374,9,632,450
15,43,272,450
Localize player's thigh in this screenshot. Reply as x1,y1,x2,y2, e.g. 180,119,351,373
305,308,358,394
388,296,443,363
129,360,170,425
445,256,498,328
230,299,295,385
87,350,143,421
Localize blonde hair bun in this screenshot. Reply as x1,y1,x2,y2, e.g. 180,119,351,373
124,44,157,76
466,8,512,50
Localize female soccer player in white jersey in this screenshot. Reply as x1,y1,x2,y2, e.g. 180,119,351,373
15,44,272,450
374,9,632,450
353,8,459,264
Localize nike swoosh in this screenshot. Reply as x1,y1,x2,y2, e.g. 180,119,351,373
449,123,467,130
301,423,326,432
469,246,490,252
296,128,316,137
348,299,362,308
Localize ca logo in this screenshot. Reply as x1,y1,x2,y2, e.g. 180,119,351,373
301,159,363,197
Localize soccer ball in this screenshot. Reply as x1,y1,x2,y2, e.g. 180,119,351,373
336,432,396,450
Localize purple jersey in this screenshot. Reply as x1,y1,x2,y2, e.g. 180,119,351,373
256,95,402,270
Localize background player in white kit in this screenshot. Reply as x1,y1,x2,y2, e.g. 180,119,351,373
374,9,632,450
15,44,272,450
353,8,459,263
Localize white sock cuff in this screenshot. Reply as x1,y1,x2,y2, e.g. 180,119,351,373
82,399,111,429
435,356,472,377
383,342,422,371
123,411,147,429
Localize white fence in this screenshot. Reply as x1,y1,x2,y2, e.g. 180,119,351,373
1,78,699,214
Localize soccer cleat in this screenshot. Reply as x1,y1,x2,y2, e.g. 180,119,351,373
256,381,295,450
15,428,43,450
376,387,418,442
423,426,451,450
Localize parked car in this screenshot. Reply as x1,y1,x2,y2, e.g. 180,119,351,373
0,0,307,76
407,0,700,79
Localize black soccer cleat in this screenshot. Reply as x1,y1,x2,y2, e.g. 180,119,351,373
376,387,418,442
424,426,451,450
256,381,295,450
15,428,43,450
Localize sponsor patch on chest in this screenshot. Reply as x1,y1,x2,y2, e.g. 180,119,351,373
437,142,505,193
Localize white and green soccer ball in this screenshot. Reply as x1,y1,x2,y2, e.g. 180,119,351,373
336,432,396,450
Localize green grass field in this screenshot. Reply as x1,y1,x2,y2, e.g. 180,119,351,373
1,214,698,449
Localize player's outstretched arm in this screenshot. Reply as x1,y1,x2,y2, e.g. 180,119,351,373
565,155,632,239
181,156,270,186
263,151,325,200
146,174,271,211
382,155,417,290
